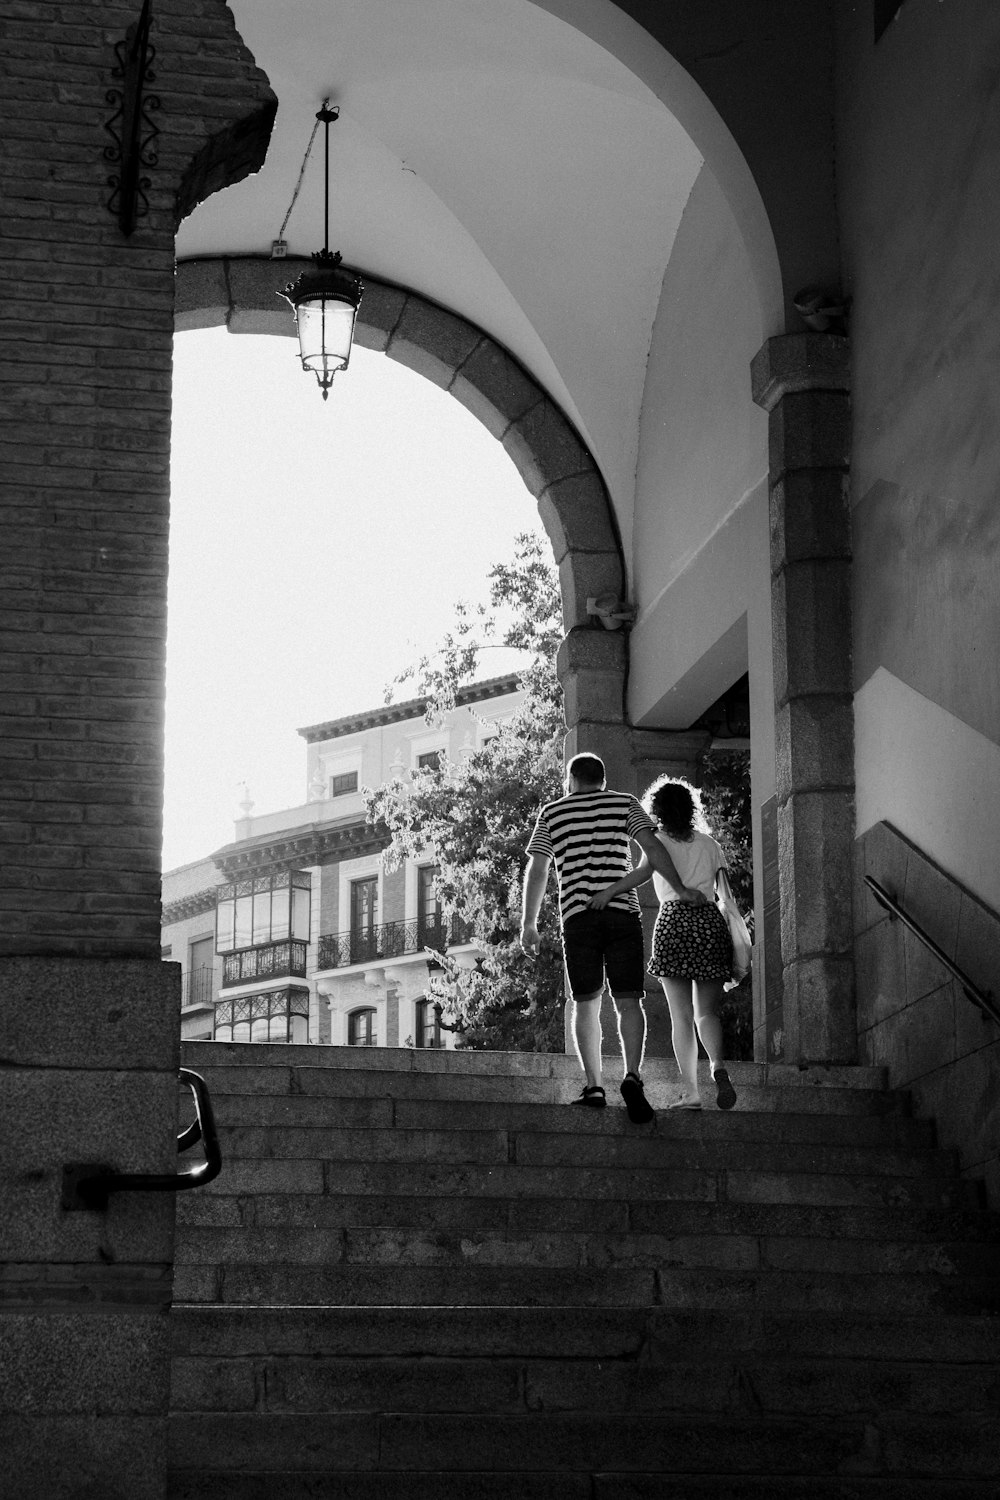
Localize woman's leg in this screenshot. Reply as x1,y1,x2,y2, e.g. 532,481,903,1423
661,978,699,1099
692,980,726,1071
693,980,737,1108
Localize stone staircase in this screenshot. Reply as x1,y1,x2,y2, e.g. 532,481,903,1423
168,1042,1000,1497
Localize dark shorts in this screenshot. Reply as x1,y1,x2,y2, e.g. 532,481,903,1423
561,908,646,999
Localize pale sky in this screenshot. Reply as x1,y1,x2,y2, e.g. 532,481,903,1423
164,326,542,872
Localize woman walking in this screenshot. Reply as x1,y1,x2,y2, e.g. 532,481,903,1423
592,776,738,1111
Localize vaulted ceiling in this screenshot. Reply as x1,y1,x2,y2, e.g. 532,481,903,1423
176,0,705,517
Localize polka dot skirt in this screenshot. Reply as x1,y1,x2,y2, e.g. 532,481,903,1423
648,900,733,982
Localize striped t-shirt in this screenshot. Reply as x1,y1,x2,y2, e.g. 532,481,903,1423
526,790,655,924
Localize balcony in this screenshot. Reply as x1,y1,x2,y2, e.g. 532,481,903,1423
317,915,473,972
182,966,216,1011
221,940,308,989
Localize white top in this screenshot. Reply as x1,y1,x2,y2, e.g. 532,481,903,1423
651,828,727,903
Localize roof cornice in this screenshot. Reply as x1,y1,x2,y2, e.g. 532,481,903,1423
297,673,520,744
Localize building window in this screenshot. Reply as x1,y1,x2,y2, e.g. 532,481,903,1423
416,997,442,1049
417,864,443,947
330,770,358,797
214,987,309,1044
216,870,311,954
416,750,442,772
348,1007,377,1046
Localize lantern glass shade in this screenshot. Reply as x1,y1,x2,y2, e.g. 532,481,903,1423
294,294,358,386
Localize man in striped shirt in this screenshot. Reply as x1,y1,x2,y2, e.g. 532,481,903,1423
520,753,706,1120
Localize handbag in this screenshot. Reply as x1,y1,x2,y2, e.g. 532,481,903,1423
716,868,752,991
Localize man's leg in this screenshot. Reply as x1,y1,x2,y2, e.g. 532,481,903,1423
572,990,604,1088
612,991,646,1077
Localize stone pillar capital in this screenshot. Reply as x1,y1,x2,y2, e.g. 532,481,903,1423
750,333,850,411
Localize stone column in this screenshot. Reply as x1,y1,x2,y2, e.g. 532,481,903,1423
0,6,275,1495
751,334,856,1063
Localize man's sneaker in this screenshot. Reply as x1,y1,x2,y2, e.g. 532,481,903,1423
571,1085,606,1108
620,1072,655,1124
713,1067,737,1111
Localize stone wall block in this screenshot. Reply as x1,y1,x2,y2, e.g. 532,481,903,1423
854,821,910,936
558,550,624,631
173,257,229,331
853,917,906,1033
0,958,180,1070
953,976,996,1061
556,627,626,684
3,1069,179,1176
502,401,591,498
560,666,625,729
562,723,634,794
386,299,482,390
770,470,851,573
0,1412,167,1500
771,560,852,704
0,1311,170,1415
955,889,1000,1013
901,845,962,1004
778,790,855,957
448,340,540,439
750,333,851,412
227,255,301,337
768,390,851,480
538,472,618,563
353,281,408,353
774,694,854,801
782,954,857,1064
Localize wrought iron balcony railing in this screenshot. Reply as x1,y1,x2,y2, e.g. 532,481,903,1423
221,940,308,989
317,915,473,972
182,965,216,1010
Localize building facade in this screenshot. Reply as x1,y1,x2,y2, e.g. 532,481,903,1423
161,676,521,1052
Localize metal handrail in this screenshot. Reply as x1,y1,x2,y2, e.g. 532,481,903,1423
864,875,1000,1026
62,1067,222,1211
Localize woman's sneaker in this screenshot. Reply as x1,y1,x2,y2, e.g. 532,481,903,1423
713,1067,737,1110
620,1072,655,1124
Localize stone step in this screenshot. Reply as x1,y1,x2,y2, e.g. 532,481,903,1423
195,1157,980,1212
188,1059,906,1116
166,1472,1000,1499
211,1122,957,1180
171,1261,1000,1315
205,1091,933,1147
167,1408,998,1481
173,1222,1000,1278
177,1189,1000,1246
171,1349,1000,1419
170,1305,1000,1366
182,1043,890,1093
211,1128,953,1182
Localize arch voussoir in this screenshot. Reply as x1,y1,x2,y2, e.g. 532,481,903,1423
385,297,483,390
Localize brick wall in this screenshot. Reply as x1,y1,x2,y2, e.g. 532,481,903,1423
0,0,275,959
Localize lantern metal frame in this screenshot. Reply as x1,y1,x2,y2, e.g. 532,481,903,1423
280,104,364,399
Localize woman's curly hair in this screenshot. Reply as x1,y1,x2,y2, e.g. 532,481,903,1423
643,775,710,842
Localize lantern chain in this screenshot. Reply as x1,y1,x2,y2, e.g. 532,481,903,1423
276,97,332,244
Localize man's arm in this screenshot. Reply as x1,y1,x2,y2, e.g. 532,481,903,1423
633,827,708,904
520,851,550,955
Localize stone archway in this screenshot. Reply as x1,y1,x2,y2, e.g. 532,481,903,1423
175,255,632,780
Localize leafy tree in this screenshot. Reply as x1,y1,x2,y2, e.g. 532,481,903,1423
365,533,567,1051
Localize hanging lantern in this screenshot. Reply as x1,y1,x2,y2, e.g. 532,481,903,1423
280,105,363,400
